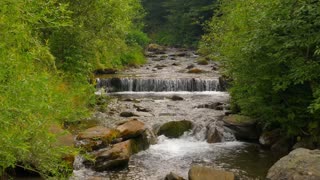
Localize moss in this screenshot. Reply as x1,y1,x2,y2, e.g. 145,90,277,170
158,120,193,138
197,58,209,65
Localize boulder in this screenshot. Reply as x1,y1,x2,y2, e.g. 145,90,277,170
86,140,133,171
76,126,119,151
223,115,260,141
147,44,166,54
206,123,223,143
171,95,184,101
267,148,320,180
188,165,235,180
158,120,193,138
165,172,185,180
197,59,209,65
131,128,157,153
116,119,146,139
259,129,281,147
120,111,137,117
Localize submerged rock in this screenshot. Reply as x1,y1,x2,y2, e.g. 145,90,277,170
116,119,146,139
119,111,137,117
223,115,260,141
171,95,184,101
267,148,320,180
165,172,185,180
188,165,235,180
158,120,193,138
76,126,119,151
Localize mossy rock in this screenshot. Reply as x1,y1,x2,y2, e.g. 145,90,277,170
158,120,193,138
197,59,209,65
223,115,256,126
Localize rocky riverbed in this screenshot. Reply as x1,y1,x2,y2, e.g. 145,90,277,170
71,46,279,180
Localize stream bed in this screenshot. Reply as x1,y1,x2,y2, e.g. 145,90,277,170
72,47,278,180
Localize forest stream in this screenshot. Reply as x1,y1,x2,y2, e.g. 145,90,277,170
72,47,278,180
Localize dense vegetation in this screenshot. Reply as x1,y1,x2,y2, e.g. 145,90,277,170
0,0,147,178
142,0,216,47
200,0,320,141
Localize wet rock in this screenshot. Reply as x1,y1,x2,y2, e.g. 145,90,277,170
158,120,193,138
223,115,260,141
206,123,223,143
197,59,209,65
134,104,151,112
131,128,156,153
165,172,185,180
267,148,320,180
154,64,167,69
77,126,119,151
270,138,291,157
175,52,188,57
119,111,137,117
172,63,180,66
147,44,166,54
188,165,235,180
212,65,219,71
133,111,153,117
186,64,195,69
116,119,146,139
187,68,205,74
171,95,184,101
89,140,133,171
195,102,227,111
259,129,281,147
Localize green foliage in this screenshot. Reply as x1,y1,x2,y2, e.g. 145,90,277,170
49,0,147,72
0,0,146,178
201,0,320,138
143,0,216,47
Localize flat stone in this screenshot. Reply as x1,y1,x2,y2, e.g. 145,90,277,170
116,119,146,139
76,126,119,151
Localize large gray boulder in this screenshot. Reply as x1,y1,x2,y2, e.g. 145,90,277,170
267,148,320,180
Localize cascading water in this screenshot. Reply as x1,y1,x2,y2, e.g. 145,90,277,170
73,47,277,180
97,77,221,92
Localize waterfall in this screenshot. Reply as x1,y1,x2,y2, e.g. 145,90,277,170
97,77,222,92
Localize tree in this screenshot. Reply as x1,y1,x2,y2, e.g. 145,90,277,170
200,0,320,139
